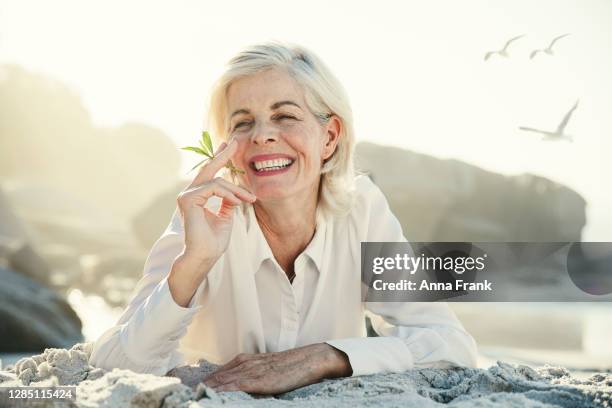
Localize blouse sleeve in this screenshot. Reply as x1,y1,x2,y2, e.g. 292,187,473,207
89,205,218,375
325,175,478,377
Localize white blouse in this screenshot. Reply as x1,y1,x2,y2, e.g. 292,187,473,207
89,175,478,377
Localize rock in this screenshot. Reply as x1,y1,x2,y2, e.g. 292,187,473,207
12,343,97,386
0,265,82,352
167,359,220,389
0,65,182,221
79,252,147,307
77,369,192,408
37,243,83,288
0,371,17,383
0,186,51,285
1,348,610,408
0,185,29,242
6,243,52,286
3,182,139,254
133,143,586,248
355,142,586,242
132,181,186,249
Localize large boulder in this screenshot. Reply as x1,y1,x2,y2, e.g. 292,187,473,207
0,64,182,220
355,142,586,242
79,251,148,307
0,185,29,241
0,266,83,352
2,182,140,254
131,142,587,250
132,180,186,249
0,186,51,285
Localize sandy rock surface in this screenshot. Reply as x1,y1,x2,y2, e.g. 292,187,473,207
0,343,610,407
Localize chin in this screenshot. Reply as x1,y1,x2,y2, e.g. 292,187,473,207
252,185,294,201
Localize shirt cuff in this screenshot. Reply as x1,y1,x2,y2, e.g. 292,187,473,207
120,277,203,365
325,336,414,377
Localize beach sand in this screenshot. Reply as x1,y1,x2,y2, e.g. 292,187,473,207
0,343,610,407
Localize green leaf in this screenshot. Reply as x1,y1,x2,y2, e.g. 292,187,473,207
201,131,214,155
180,146,210,156
198,139,208,153
189,158,208,172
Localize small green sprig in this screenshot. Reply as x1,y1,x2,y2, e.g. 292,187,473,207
181,131,244,175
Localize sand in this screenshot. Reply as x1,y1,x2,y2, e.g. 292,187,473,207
0,343,610,407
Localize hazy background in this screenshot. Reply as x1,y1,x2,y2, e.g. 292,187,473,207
1,0,611,238
0,0,610,372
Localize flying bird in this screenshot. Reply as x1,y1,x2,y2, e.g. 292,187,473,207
484,35,526,61
530,33,571,59
519,99,579,142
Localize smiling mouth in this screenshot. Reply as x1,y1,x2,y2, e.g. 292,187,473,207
250,158,295,173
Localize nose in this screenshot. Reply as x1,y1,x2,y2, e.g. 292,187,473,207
250,122,279,145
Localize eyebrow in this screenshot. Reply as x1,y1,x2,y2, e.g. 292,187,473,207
229,100,302,119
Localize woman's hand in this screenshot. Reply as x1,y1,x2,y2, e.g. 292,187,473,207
169,139,256,307
176,139,256,263
201,343,353,395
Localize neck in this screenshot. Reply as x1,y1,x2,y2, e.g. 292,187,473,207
254,187,318,242
253,181,320,273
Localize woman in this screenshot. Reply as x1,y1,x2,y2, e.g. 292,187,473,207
90,42,478,395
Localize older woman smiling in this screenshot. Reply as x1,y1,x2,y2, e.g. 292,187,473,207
90,42,478,395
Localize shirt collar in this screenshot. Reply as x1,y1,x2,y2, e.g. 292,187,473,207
245,204,327,275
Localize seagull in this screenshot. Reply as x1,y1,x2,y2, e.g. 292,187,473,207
530,34,571,59
484,35,526,61
519,99,579,142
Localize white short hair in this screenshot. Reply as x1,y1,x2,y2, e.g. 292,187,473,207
207,41,356,217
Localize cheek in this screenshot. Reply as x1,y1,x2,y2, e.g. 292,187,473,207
233,142,250,167
286,129,324,164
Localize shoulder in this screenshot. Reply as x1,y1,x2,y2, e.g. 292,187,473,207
352,174,392,217
346,174,405,242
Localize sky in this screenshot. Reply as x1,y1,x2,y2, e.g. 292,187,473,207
1,0,610,240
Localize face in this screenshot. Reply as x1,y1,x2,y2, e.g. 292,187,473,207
226,68,341,203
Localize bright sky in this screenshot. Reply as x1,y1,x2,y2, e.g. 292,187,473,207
1,0,610,240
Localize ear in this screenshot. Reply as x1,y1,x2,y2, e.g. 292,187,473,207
321,115,342,161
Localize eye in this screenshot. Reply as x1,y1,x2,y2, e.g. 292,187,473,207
234,121,253,131
274,114,297,121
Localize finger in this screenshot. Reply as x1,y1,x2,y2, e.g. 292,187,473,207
183,177,255,205
216,198,239,219
213,142,228,156
214,381,244,392
208,365,257,386
208,184,243,206
214,353,253,374
215,178,256,202
185,142,228,189
202,367,242,388
180,183,242,208
202,376,221,388
192,139,238,185
202,355,256,388
204,367,243,386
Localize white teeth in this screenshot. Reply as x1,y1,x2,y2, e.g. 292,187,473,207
253,158,293,171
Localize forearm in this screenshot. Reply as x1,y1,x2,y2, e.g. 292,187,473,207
168,253,216,307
